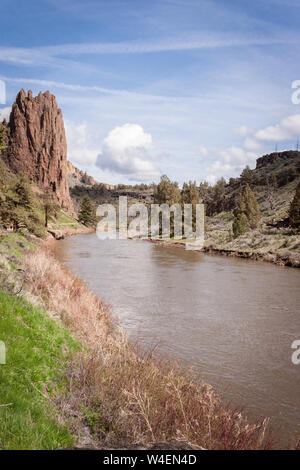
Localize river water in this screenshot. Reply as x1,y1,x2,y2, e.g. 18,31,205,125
56,233,300,444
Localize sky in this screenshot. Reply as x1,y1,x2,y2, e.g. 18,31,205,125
0,0,300,185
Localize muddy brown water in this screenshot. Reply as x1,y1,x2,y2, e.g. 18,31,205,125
56,233,300,445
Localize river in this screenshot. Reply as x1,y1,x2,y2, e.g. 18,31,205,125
56,232,300,445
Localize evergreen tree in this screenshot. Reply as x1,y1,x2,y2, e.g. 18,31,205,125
289,182,300,228
154,175,181,205
42,196,60,227
153,176,181,238
12,175,34,211
0,124,6,154
79,196,96,226
236,184,260,229
181,181,200,205
232,212,247,238
232,184,260,236
181,181,200,234
242,184,260,229
240,165,253,186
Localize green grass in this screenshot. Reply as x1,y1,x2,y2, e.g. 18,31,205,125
0,232,36,260
0,290,79,449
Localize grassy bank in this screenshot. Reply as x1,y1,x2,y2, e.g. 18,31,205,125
0,231,298,449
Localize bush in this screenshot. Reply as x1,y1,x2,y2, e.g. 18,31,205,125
289,183,300,228
232,213,247,238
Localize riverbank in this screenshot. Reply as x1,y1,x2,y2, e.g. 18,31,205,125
140,237,300,268
1,230,298,449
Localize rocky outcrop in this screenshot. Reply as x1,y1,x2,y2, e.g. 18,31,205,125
67,161,114,190
67,161,98,188
256,150,300,169
5,89,75,215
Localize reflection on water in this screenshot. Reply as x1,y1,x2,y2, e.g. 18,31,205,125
56,233,300,444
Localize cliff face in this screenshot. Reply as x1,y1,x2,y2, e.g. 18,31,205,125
67,161,115,190
256,150,300,169
67,161,98,188
5,89,75,214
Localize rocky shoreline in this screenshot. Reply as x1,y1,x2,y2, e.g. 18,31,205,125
202,246,300,268
141,237,300,268
46,226,95,241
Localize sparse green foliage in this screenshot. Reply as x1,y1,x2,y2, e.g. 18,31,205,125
240,184,260,229
78,195,97,227
0,123,6,154
181,181,200,205
11,174,34,211
42,196,60,227
289,182,300,228
0,168,45,237
154,175,181,205
181,181,200,233
232,212,247,238
240,165,253,186
232,184,260,236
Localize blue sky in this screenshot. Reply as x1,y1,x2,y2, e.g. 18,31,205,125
0,0,300,185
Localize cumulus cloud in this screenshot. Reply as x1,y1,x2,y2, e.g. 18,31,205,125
243,136,262,151
234,125,253,137
96,123,160,181
254,114,300,142
0,106,11,121
205,146,258,182
65,121,98,165
198,145,208,157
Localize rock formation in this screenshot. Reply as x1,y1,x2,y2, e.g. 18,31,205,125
4,89,75,215
67,161,115,190
67,161,98,188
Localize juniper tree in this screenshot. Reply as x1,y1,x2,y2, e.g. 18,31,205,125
289,182,300,228
0,124,6,154
12,175,34,211
154,175,181,205
42,196,60,227
240,165,253,186
232,212,247,238
181,181,200,234
153,176,181,238
78,195,96,227
241,184,260,229
232,184,260,236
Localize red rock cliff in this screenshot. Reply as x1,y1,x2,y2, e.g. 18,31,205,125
5,89,75,214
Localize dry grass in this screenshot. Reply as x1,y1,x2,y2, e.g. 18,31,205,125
22,247,276,450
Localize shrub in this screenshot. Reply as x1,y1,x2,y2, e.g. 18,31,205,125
289,183,300,228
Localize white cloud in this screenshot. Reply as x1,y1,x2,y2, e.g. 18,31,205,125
0,35,291,68
0,75,179,103
234,125,253,137
254,114,300,142
205,146,258,182
96,123,160,181
243,136,262,151
0,106,11,121
65,121,98,165
199,144,208,157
